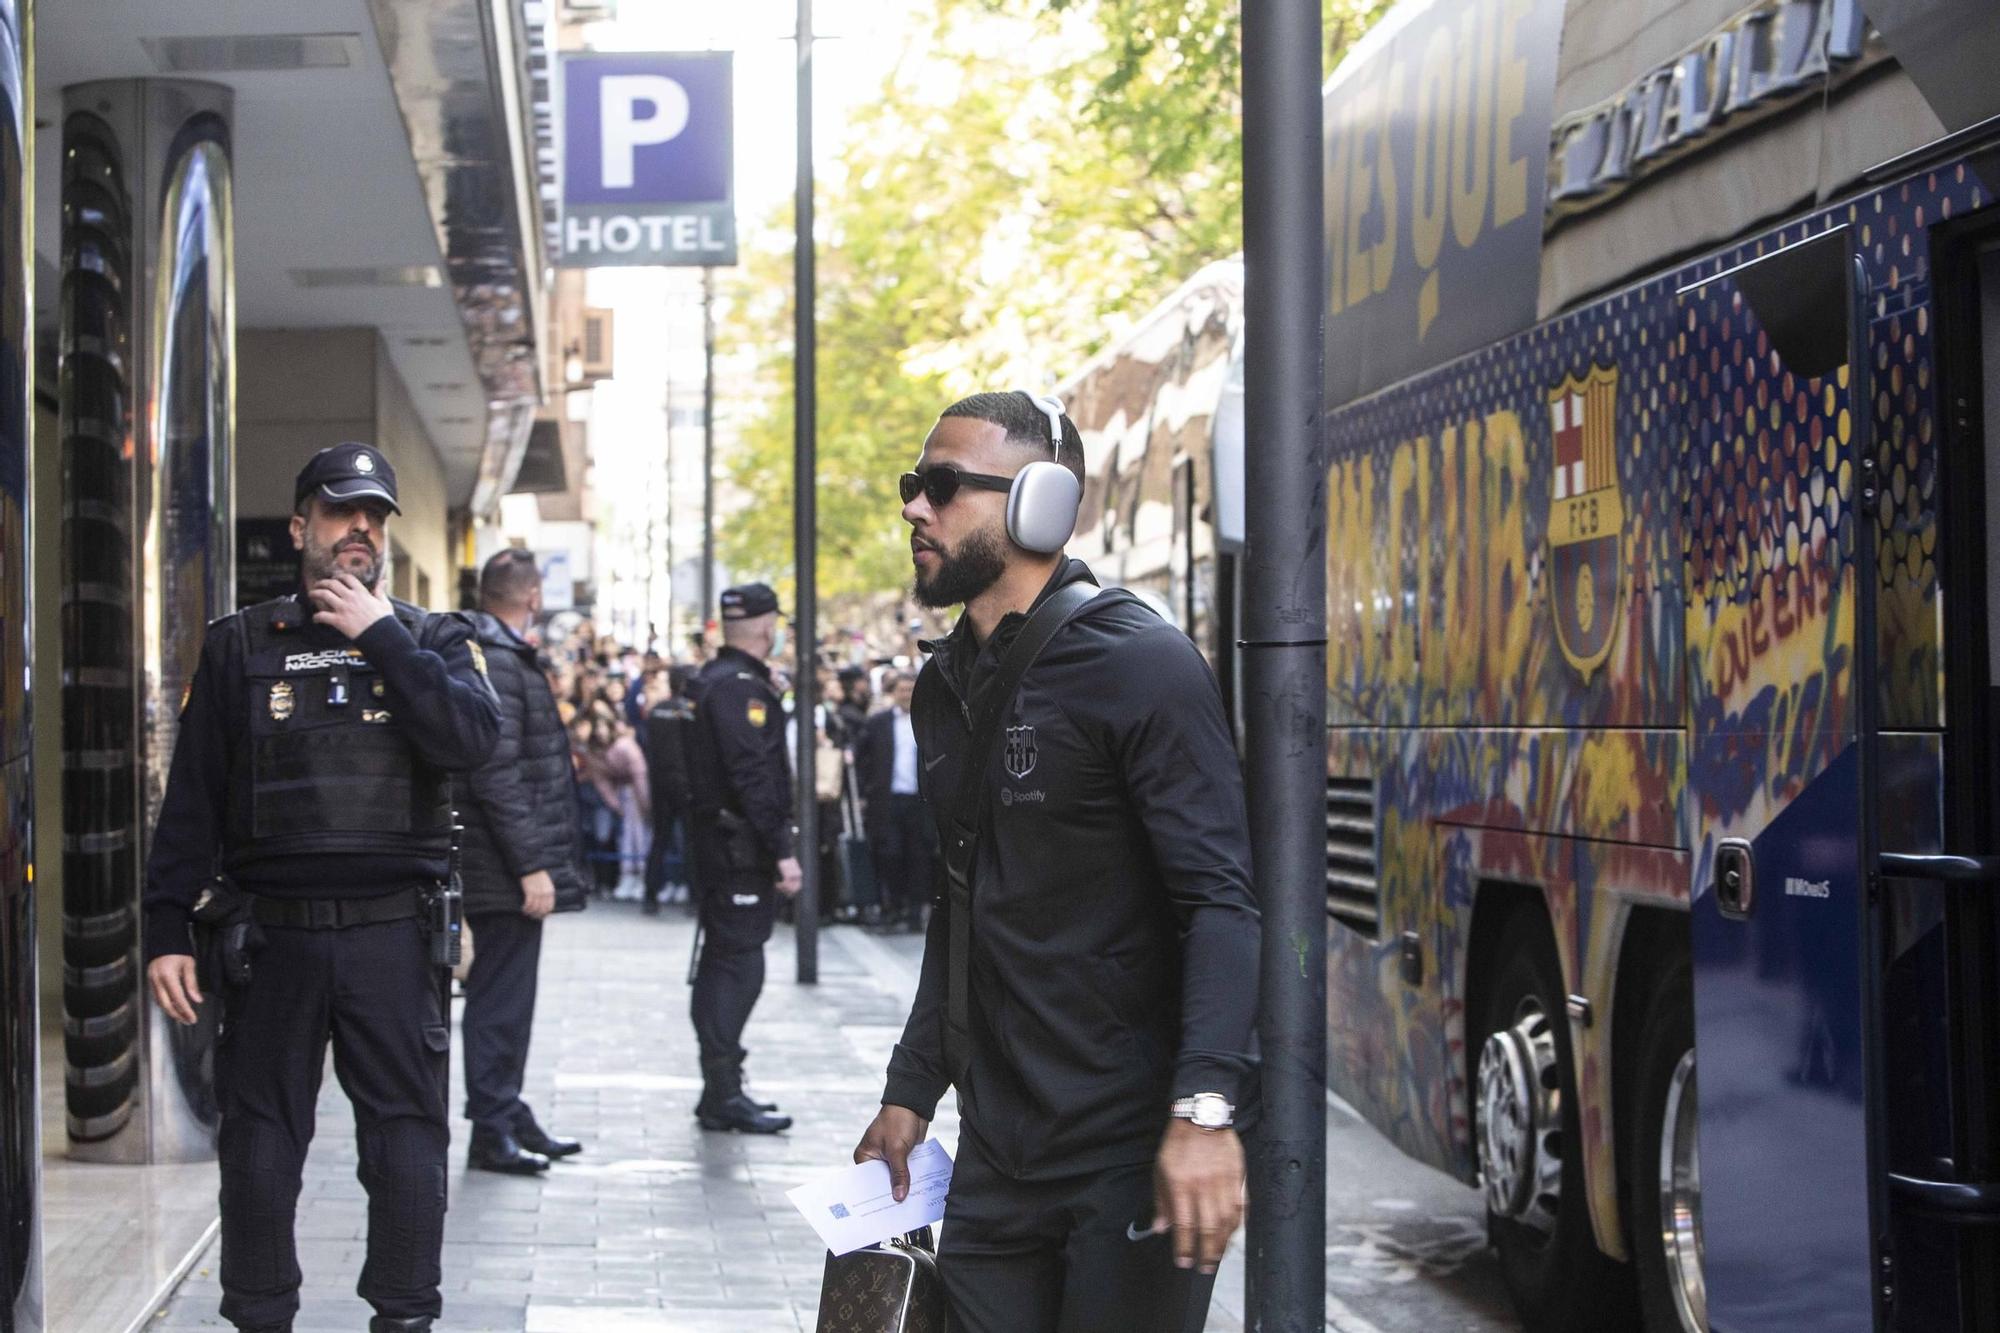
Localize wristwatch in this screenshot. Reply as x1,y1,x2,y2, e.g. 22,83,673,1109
1170,1092,1234,1131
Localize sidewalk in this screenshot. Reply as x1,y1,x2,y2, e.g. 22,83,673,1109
148,902,1503,1333
151,902,959,1332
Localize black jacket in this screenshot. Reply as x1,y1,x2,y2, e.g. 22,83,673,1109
453,613,588,917
143,595,500,962
686,646,795,861
852,707,905,815
883,559,1260,1179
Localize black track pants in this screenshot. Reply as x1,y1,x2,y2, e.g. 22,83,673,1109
214,916,449,1330
938,1135,1217,1333
689,858,776,1068
461,911,543,1138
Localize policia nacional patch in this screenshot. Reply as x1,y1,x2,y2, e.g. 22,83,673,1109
746,700,768,728
269,680,295,721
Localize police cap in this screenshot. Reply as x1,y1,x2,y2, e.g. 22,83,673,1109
294,442,400,515
719,583,780,621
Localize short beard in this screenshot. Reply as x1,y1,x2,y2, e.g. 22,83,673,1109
913,526,1008,609
303,534,382,590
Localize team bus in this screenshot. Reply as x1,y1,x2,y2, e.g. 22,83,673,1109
1063,0,2000,1329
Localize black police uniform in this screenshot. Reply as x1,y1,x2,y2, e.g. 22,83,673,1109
683,586,795,1133
641,684,697,910
142,444,500,1333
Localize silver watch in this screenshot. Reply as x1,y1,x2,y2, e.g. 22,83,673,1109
1170,1092,1234,1130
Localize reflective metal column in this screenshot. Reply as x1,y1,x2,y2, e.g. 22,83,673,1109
58,80,232,1165
0,3,33,1328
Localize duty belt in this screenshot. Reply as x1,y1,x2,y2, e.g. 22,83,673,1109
251,887,424,930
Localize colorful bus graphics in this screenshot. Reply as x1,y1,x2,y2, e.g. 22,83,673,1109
1321,155,1988,1330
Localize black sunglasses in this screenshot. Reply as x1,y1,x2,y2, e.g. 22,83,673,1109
899,466,1014,508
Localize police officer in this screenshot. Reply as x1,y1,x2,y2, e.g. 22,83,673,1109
142,443,500,1333
641,664,698,915
684,583,801,1134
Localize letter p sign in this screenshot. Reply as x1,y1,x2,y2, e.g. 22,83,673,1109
600,75,689,190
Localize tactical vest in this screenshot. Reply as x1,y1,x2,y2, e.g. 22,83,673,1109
223,596,452,869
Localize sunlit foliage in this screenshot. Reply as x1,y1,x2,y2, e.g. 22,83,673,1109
717,0,1390,608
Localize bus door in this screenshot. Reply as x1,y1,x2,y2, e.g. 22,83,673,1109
1678,228,1887,1332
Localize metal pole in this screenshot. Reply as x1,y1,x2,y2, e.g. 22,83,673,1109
1242,0,1326,1325
702,267,717,643
793,0,819,984
664,334,676,646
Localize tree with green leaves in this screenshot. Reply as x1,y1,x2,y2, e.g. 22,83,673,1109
716,0,1390,619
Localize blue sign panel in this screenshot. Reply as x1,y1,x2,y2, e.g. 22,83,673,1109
1321,0,1562,408
560,51,735,267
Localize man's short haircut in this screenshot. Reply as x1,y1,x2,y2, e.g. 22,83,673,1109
479,547,540,609
940,391,1085,485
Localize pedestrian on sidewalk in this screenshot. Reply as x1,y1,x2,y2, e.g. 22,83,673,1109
683,583,802,1134
142,444,500,1333
854,671,933,932
641,664,699,913
455,547,589,1176
854,392,1261,1333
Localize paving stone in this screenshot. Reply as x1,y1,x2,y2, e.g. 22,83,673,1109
150,905,937,1331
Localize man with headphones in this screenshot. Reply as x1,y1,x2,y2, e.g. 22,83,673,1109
852,391,1260,1330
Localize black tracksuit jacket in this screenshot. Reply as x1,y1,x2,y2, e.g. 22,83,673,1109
882,559,1260,1180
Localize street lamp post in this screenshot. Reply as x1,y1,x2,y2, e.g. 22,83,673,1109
793,0,820,983
1242,0,1327,1327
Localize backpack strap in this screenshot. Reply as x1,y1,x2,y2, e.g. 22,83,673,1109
941,580,1117,1085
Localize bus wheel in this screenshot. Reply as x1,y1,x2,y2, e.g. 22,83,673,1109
1628,957,1705,1333
1475,911,1635,1330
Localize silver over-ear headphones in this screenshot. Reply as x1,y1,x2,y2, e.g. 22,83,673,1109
1006,392,1082,554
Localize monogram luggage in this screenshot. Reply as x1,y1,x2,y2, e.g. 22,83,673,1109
815,1228,951,1333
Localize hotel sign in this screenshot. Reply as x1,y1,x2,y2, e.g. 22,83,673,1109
560,51,737,267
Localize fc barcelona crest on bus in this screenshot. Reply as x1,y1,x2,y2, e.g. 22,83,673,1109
1003,724,1038,780
1546,365,1626,681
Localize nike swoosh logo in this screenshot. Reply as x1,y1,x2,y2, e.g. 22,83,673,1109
1125,1221,1155,1243
924,752,948,773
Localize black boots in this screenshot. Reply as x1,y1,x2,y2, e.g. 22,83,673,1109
697,1058,791,1134
368,1319,434,1332
467,1129,550,1174
516,1121,583,1159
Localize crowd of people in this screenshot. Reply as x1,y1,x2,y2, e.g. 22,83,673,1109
142,392,1255,1332
537,621,937,929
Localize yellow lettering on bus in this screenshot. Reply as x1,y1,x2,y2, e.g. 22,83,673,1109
1480,409,1533,696
1492,0,1531,227
1449,0,1494,250
1385,436,1428,683
1345,73,1378,309
1412,25,1453,273
1325,119,1350,315
1374,62,1405,296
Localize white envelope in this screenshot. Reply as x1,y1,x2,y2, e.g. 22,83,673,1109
786,1139,954,1257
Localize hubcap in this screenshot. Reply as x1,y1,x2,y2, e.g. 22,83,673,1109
1658,1050,1707,1333
1475,997,1563,1234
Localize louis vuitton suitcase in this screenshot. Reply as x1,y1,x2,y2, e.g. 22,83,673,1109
815,1227,952,1333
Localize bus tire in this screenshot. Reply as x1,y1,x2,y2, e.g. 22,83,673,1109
1475,909,1636,1331
1628,955,1705,1333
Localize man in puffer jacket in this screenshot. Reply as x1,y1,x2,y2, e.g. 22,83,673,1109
454,548,589,1174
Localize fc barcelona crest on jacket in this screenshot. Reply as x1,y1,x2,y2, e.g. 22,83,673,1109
1003,723,1038,780
1547,365,1626,681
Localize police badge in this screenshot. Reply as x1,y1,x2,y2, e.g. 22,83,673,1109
268,680,295,721
1546,364,1626,681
